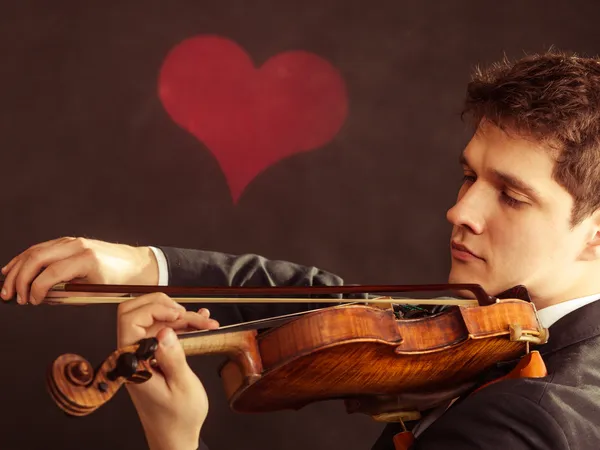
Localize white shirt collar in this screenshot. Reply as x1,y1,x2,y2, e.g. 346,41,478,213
537,293,600,328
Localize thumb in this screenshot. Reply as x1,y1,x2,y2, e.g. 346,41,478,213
154,327,192,388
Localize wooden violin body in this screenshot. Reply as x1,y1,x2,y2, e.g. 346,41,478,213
47,298,548,419
220,300,546,413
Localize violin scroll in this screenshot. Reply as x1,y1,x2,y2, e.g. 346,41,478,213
46,338,159,416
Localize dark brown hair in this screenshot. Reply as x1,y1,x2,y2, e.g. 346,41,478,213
462,49,600,225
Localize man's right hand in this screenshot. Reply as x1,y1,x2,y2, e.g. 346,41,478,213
1,237,159,305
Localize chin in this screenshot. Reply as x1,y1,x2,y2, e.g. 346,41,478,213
448,267,488,298
448,266,480,285
449,270,517,300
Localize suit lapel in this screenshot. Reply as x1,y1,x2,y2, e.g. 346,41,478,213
536,298,600,356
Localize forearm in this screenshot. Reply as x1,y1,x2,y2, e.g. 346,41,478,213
157,247,344,289
157,247,349,324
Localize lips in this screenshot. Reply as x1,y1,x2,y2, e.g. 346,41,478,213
451,241,482,260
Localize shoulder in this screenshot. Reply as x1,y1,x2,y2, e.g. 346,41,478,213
412,380,569,450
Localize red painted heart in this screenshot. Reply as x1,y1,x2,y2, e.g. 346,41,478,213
158,35,349,203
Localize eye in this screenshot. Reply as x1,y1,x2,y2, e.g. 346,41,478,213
462,174,476,184
501,191,524,208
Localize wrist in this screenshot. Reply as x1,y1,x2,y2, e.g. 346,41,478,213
130,246,160,285
133,402,201,450
144,426,201,450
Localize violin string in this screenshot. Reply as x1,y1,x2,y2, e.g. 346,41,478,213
169,294,486,341
175,303,359,340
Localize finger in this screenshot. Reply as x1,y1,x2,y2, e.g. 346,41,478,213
118,303,185,347
1,257,18,275
16,238,94,304
157,319,219,336
1,237,72,274
132,311,219,340
197,308,210,318
153,327,197,391
1,259,24,303
171,324,219,334
22,252,96,305
117,292,186,316
171,311,220,330
0,237,52,274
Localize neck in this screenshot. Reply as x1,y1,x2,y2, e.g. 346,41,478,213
531,272,600,310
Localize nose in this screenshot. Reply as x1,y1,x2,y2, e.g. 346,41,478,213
446,185,485,235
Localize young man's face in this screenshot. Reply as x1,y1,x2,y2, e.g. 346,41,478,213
446,121,596,306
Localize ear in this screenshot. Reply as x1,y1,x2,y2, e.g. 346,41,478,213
583,210,600,261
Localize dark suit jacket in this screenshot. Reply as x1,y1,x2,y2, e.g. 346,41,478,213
159,246,600,450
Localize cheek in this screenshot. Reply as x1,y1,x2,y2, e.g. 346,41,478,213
491,214,577,278
490,220,551,269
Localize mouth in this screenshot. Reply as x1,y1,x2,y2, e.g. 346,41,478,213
451,241,483,261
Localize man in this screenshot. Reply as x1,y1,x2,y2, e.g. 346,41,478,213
3,49,600,449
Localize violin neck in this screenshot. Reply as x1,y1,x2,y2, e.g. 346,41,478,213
178,330,264,377
178,330,251,356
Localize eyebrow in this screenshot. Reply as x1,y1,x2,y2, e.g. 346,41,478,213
459,151,542,201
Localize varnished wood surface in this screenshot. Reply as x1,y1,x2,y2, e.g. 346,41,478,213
220,300,545,413
47,350,134,416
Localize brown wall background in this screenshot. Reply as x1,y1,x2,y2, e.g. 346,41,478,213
1,1,599,449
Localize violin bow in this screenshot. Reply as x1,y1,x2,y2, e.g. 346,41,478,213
0,272,532,306
0,276,508,306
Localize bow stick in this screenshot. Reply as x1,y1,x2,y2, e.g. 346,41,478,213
0,276,502,306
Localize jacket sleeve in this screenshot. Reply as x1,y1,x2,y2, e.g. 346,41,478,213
157,246,349,325
408,389,569,450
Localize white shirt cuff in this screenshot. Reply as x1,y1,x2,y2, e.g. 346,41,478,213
148,246,169,286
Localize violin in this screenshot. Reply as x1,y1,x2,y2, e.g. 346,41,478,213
42,281,548,437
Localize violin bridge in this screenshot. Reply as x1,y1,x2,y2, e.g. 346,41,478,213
508,324,549,346
364,296,395,310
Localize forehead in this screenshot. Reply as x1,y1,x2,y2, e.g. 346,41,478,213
463,123,560,194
